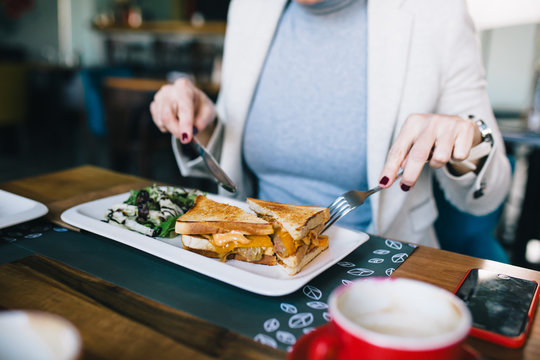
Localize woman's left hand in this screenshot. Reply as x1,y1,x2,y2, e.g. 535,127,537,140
378,113,482,192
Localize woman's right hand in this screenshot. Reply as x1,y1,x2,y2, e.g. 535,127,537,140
150,77,216,144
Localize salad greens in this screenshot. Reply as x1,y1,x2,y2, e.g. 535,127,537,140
104,185,203,237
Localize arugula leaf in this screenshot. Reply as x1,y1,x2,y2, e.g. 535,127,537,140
125,189,140,205
155,215,180,238
114,185,203,238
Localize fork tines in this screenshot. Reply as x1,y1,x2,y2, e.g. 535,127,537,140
322,196,353,233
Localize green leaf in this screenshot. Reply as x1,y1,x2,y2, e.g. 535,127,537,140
155,215,180,238
125,189,140,205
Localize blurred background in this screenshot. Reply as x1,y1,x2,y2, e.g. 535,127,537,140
0,0,228,184
1,0,540,271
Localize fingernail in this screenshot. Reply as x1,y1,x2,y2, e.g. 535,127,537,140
181,133,188,142
379,176,389,186
401,184,411,192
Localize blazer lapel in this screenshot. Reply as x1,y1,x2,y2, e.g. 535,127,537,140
220,0,288,131
218,0,287,192
367,0,413,234
218,0,287,197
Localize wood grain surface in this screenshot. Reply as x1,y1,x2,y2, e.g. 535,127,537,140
2,165,540,360
393,246,540,360
0,165,156,230
0,255,285,360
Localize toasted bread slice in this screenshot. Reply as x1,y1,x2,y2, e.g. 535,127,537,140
176,195,273,235
181,234,277,265
247,198,329,240
277,242,329,275
248,198,330,275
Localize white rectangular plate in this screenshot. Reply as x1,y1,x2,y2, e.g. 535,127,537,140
61,192,368,296
0,190,48,229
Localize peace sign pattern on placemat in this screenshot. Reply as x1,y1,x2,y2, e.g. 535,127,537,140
251,237,417,351
1,220,416,352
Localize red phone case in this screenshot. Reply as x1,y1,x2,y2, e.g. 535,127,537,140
454,268,539,348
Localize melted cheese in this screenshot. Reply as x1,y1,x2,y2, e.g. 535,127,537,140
276,222,328,256
213,231,252,247
275,225,297,256
203,233,273,254
312,234,329,248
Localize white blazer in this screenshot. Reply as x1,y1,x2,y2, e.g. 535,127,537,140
173,0,512,247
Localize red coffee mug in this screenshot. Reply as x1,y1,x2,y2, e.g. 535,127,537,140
299,278,472,360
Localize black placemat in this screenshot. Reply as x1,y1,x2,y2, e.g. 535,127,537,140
0,242,34,264
1,220,416,351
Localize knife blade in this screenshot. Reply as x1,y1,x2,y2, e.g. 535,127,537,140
191,136,237,193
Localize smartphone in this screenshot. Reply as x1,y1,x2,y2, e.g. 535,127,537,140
454,268,539,348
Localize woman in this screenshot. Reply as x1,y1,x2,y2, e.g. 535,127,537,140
150,0,511,247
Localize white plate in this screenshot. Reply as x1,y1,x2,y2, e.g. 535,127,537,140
0,190,49,229
61,192,369,296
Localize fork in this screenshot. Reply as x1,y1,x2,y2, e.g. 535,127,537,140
322,169,404,233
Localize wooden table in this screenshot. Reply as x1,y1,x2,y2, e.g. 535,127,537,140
1,165,539,360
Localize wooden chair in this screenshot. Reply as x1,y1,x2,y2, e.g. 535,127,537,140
102,77,170,177
0,61,28,155
101,76,220,193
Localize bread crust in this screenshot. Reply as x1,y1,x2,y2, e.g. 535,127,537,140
176,195,273,235
182,247,277,265
231,253,277,265
277,243,328,275
247,198,329,240
175,221,273,235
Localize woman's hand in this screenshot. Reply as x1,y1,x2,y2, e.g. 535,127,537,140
378,114,483,191
150,77,216,144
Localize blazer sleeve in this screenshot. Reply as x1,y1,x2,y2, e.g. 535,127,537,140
171,117,225,179
433,0,511,215
171,0,237,182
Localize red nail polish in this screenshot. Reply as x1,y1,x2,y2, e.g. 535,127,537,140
379,176,389,186
181,133,188,142
401,184,411,192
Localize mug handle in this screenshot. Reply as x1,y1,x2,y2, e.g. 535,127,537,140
309,330,340,360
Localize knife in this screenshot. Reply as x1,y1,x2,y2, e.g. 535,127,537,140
191,136,237,193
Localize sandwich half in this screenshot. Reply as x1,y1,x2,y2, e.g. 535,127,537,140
247,198,330,275
175,195,276,265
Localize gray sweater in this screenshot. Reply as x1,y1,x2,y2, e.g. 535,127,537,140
243,0,371,231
